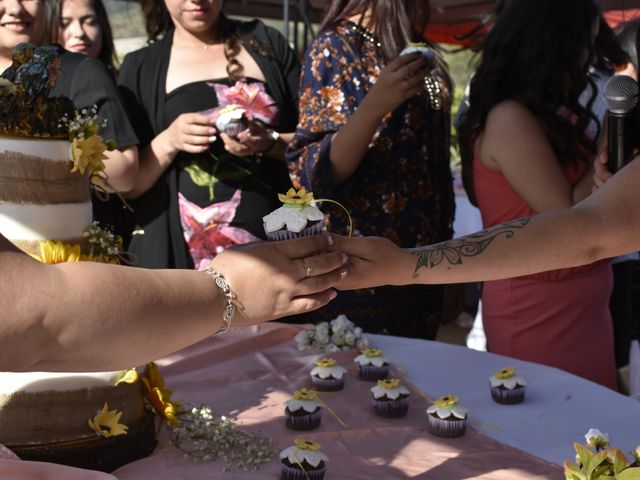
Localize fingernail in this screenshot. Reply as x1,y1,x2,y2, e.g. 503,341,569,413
326,234,334,246
208,135,217,143
341,253,348,264
329,289,337,300
340,269,348,279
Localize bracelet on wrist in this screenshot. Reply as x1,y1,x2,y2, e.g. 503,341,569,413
203,266,235,335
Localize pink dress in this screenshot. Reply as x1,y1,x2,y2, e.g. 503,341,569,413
473,154,617,389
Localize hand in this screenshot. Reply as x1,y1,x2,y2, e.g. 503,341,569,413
210,234,350,325
593,149,613,189
327,235,408,290
220,121,275,157
164,112,217,155
363,53,431,118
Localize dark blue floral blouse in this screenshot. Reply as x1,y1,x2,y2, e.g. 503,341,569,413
285,21,456,339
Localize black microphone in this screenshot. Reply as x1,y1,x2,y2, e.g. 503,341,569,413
604,75,639,173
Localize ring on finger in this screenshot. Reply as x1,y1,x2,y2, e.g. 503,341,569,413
303,261,313,278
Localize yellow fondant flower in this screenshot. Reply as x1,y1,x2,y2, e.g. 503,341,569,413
88,402,128,438
141,362,181,427
314,358,336,368
377,378,400,390
362,348,383,357
294,438,321,451
278,187,314,206
494,366,516,380
70,134,108,175
433,395,459,408
293,388,317,401
30,240,81,264
114,368,139,386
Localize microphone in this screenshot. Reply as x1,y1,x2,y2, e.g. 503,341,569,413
604,75,639,173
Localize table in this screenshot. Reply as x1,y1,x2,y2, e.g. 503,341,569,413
2,323,638,479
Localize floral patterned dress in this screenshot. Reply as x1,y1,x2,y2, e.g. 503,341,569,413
286,21,456,339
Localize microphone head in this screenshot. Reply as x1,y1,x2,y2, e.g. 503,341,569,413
604,75,639,114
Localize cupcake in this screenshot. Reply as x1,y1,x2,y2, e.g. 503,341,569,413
263,188,324,241
310,358,347,391
280,438,328,480
214,104,248,138
371,378,410,418
354,348,389,381
490,366,527,405
400,42,436,63
426,395,468,438
284,388,322,431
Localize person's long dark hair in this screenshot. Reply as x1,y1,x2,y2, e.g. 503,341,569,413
458,0,601,205
140,0,256,82
44,0,118,78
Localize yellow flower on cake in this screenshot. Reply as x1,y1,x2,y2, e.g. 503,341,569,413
114,368,139,386
30,240,81,264
88,402,128,438
141,362,181,427
70,134,108,175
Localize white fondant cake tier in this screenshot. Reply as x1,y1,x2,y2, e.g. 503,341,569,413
0,135,70,161
0,371,118,394
0,202,92,241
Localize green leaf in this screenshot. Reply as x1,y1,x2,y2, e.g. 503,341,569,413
564,461,587,480
617,467,640,480
609,448,631,475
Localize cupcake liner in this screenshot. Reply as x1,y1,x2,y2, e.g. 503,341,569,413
491,386,526,405
311,375,344,392
265,221,324,241
427,414,466,438
372,396,410,418
285,408,322,431
280,461,326,480
357,364,389,381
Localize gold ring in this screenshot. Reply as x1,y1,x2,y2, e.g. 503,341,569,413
303,263,313,278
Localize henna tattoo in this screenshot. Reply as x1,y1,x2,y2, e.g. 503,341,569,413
412,218,531,278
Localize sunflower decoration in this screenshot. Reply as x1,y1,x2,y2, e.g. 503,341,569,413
88,402,128,438
140,362,182,427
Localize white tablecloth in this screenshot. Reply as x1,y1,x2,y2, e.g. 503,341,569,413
372,334,640,466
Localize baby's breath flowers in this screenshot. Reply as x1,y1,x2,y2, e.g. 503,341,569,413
84,221,123,264
295,314,369,353
169,405,275,471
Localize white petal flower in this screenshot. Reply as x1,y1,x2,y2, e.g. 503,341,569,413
311,364,347,380
285,398,321,413
371,384,410,400
585,428,609,448
489,374,527,389
263,205,323,233
426,404,468,419
280,446,328,468
354,354,388,367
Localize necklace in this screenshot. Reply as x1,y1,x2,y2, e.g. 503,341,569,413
347,21,381,48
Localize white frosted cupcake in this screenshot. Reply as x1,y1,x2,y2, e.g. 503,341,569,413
284,388,322,431
310,358,347,392
280,438,328,480
400,42,435,63
263,188,324,241
490,366,527,405
214,104,247,138
371,378,410,418
354,348,389,381
426,395,468,438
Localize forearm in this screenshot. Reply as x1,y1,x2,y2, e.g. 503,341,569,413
262,132,294,163
571,163,595,204
96,147,139,193
330,97,385,185
125,131,178,199
1,251,222,372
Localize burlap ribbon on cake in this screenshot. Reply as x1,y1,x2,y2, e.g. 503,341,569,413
0,150,90,205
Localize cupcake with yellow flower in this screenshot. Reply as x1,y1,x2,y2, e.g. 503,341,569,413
280,438,328,480
371,378,410,418
490,366,527,405
354,348,389,381
284,388,323,431
263,188,324,240
214,104,248,138
426,395,468,438
310,358,347,391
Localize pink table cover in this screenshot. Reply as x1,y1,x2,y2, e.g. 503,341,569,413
0,323,562,479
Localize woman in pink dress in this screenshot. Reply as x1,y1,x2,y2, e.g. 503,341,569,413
457,0,618,388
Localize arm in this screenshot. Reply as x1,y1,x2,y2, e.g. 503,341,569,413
329,156,640,288
479,100,594,212
0,234,348,372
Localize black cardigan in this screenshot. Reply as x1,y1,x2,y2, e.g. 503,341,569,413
118,20,300,269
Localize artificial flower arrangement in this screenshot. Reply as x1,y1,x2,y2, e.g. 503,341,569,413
564,428,640,480
295,314,370,353
202,80,278,138
93,362,276,471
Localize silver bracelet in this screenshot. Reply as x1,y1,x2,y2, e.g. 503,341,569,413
203,266,235,335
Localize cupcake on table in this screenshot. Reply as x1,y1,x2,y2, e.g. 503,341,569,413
280,438,328,480
371,378,410,418
489,366,527,405
310,358,347,392
263,188,324,240
426,395,468,438
284,388,322,431
354,348,389,381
